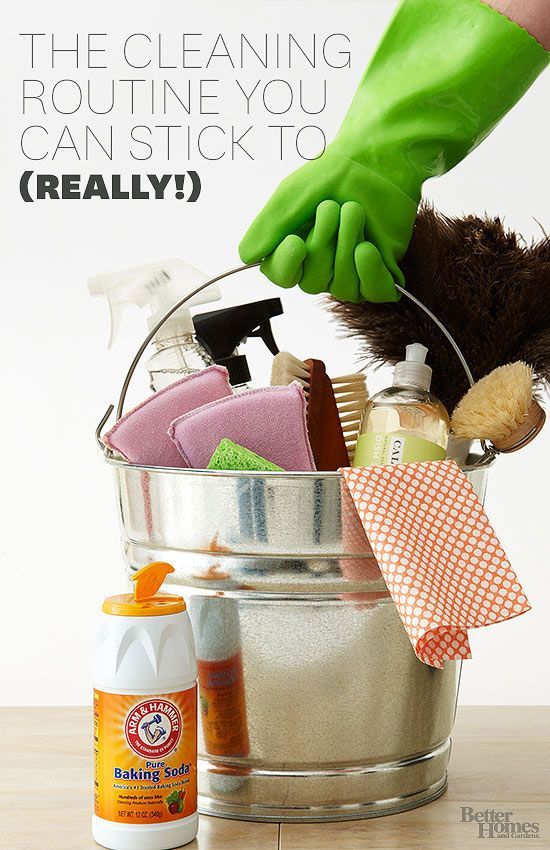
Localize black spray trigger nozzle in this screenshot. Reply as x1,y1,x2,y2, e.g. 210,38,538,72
247,319,279,356
194,297,283,386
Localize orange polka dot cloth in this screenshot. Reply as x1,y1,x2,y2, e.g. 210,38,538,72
341,460,530,668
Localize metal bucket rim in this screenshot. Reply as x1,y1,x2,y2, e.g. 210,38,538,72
106,453,495,480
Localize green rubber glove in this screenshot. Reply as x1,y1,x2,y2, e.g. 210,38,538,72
239,0,548,302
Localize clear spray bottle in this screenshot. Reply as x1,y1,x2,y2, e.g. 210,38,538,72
88,258,221,391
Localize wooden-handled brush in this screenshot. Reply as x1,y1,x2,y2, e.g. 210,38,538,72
329,373,369,461
271,352,367,468
451,362,546,453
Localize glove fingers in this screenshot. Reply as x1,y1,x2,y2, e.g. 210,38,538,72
355,241,399,303
239,160,328,264
330,201,366,303
260,234,307,288
299,200,341,295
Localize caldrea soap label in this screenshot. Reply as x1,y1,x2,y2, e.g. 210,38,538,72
94,688,197,824
355,432,446,466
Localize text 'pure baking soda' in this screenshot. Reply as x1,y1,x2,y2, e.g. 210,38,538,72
93,562,198,850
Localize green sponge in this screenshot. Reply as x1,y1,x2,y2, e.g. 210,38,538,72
207,439,284,471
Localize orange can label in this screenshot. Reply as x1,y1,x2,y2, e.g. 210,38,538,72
197,653,249,757
94,687,197,824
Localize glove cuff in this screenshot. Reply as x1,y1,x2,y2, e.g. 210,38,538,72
333,0,549,198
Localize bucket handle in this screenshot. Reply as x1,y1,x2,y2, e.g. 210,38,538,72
95,263,492,461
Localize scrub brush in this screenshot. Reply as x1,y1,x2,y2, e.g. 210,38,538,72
330,373,369,461
271,353,367,467
451,362,546,452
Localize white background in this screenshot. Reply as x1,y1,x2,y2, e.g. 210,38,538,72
1,0,548,706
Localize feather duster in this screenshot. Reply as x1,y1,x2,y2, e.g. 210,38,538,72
329,205,550,411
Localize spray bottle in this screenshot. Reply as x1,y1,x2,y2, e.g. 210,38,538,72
88,258,221,391
194,298,283,391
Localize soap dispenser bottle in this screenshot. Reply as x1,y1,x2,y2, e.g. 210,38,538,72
354,343,450,466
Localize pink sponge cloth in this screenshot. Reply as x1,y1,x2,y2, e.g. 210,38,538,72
168,383,316,471
104,365,232,467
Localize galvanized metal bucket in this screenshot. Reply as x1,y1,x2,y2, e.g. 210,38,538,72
110,458,491,822
96,264,495,822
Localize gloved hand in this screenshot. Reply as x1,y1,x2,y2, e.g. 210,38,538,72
239,0,548,302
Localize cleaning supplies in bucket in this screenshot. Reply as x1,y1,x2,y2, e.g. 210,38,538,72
103,365,232,467
93,257,542,680
92,562,198,849
354,343,450,465
168,383,316,471
88,258,221,390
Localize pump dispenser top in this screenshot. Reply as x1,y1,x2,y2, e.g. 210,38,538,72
393,343,432,391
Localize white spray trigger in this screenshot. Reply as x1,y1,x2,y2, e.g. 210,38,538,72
88,258,221,348
107,301,124,350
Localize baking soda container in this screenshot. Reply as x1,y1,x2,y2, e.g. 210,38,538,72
93,562,198,850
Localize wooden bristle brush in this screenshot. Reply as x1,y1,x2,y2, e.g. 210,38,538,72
330,373,369,461
271,353,366,468
451,362,546,452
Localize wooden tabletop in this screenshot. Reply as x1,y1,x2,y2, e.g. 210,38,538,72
1,706,548,850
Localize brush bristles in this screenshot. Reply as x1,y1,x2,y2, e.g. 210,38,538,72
270,353,368,461
332,374,368,460
451,362,534,442
271,352,311,394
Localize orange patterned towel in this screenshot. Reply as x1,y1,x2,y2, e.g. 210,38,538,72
341,460,530,668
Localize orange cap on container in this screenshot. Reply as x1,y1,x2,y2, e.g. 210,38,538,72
103,562,185,617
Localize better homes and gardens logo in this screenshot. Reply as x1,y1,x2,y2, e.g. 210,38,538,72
461,807,541,840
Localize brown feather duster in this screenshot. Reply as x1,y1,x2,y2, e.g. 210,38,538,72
329,205,550,412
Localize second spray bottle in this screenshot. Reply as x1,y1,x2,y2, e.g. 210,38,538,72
89,258,284,392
